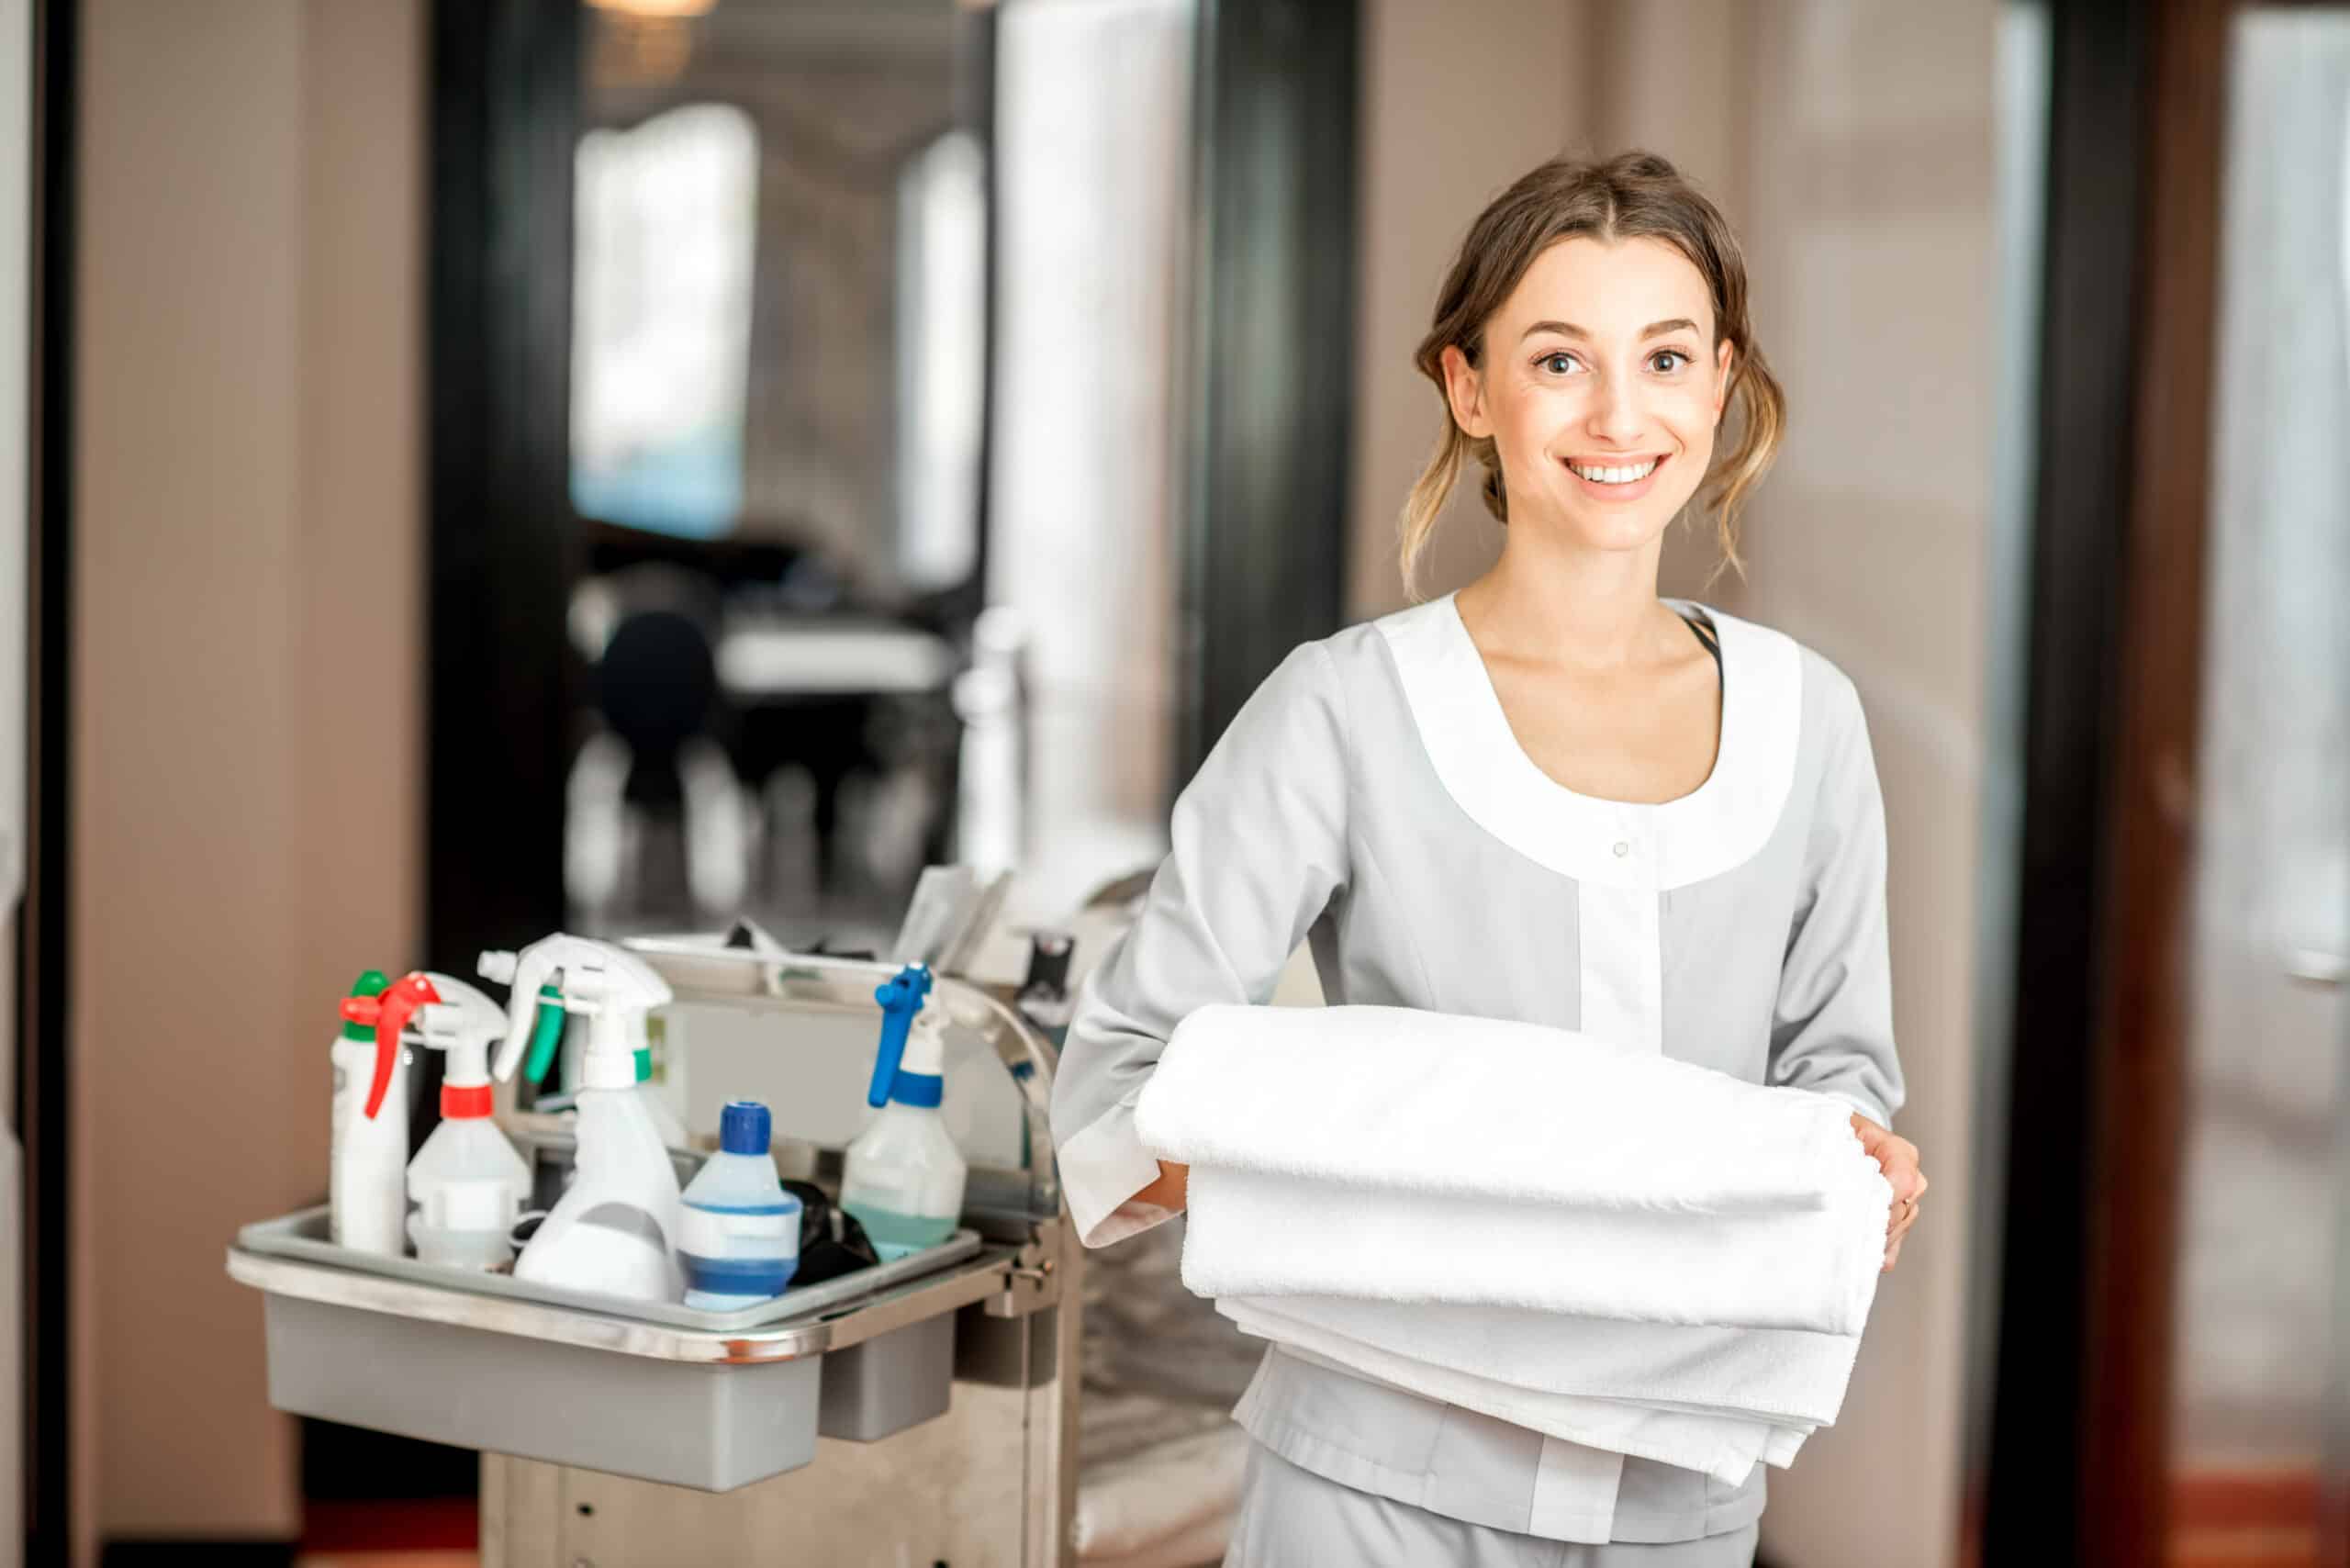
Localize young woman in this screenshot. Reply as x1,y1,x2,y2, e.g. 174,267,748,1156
1049,151,1931,1566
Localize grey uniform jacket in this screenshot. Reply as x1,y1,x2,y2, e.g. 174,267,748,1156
1047,591,1907,1545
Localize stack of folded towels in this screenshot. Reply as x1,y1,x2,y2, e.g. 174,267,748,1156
1131,1004,1896,1486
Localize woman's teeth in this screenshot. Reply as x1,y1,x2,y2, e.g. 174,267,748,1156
1570,457,1660,485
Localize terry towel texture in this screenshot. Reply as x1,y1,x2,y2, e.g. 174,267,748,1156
1131,1002,1894,1484
1234,1294,1861,1427
1136,1003,1878,1212
1136,1003,1894,1338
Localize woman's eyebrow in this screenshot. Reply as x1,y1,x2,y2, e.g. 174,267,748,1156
1518,318,1699,341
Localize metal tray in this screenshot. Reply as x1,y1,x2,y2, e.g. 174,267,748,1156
236,1205,983,1333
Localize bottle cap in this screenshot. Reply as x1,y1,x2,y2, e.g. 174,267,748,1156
341,969,391,1042
720,1100,772,1156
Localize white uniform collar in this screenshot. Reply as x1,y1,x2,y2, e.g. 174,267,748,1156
1373,592,1803,890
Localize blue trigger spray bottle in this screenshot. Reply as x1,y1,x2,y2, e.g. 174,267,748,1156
840,965,968,1260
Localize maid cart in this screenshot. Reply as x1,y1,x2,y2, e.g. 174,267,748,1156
229,942,1082,1568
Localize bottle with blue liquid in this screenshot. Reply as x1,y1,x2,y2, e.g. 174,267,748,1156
678,1100,802,1311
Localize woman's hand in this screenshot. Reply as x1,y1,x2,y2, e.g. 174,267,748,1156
1137,1159,1191,1213
1852,1113,1927,1272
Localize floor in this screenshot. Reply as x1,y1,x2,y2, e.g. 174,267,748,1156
296,1500,479,1568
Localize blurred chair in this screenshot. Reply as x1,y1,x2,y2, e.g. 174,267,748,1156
566,567,755,927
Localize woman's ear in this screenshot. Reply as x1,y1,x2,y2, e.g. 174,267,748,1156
1440,343,1492,439
1713,340,1736,426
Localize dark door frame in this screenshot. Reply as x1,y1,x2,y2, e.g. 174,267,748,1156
425,0,583,979
1977,0,2243,1562
24,0,74,1559
1174,0,1360,783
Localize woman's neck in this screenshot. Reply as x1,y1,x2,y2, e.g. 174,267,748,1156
1453,515,1679,672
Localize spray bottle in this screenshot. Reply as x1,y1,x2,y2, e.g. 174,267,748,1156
513,982,691,1150
840,965,968,1260
330,969,403,1254
365,971,533,1271
482,935,682,1303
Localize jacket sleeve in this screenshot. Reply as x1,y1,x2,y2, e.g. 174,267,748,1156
1049,642,1352,1248
1767,664,1908,1130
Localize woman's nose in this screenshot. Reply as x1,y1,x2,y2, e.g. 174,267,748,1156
1586,370,1647,446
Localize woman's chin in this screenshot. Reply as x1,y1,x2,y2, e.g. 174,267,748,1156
1543,506,1680,557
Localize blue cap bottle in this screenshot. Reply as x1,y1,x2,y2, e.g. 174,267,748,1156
677,1099,802,1311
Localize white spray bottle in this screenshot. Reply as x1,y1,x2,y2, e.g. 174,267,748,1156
841,965,968,1260
482,935,682,1303
330,969,405,1255
369,971,532,1271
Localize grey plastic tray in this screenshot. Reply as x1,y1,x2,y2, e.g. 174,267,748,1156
237,1205,983,1332
261,1289,839,1490
234,1206,995,1490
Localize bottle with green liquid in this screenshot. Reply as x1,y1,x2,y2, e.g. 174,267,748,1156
840,965,968,1260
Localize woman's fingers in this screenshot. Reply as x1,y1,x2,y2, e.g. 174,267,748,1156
1853,1116,1926,1271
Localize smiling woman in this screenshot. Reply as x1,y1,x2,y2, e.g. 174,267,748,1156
1401,151,1785,595
1051,146,1930,1567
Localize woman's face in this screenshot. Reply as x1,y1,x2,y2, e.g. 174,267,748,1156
1441,235,1733,556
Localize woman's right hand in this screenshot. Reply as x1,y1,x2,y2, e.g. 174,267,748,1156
1137,1159,1190,1212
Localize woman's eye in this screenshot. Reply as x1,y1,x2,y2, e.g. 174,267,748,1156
1651,350,1689,373
1536,352,1579,375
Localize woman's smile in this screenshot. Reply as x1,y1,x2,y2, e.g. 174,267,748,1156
1563,451,1671,501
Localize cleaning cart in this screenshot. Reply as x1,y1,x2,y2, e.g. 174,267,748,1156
229,938,1081,1567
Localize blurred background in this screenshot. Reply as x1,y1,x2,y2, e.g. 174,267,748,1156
0,0,2340,1564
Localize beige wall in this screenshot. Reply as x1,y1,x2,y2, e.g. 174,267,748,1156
1347,0,1575,621
72,0,420,1550
1349,4,1997,1563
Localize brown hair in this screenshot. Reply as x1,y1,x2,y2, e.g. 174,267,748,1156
1400,151,1785,597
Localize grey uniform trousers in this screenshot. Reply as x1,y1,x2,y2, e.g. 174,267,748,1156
1222,1442,1762,1568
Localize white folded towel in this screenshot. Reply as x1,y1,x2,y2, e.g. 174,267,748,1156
1136,1002,1891,1337
1136,1003,1876,1212
1182,1164,1885,1334
1249,1294,1860,1428
1132,1002,1892,1478
1218,1297,1803,1487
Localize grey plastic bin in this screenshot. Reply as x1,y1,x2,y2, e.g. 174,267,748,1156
263,1291,830,1490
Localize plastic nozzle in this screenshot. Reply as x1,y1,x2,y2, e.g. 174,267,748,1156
482,934,674,1091
348,972,442,1121
521,984,565,1085
866,964,934,1108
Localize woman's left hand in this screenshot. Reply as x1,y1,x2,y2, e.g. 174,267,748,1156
1851,1113,1927,1272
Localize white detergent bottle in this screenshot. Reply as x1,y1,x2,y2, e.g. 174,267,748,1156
842,966,968,1260
375,971,532,1271
678,1100,802,1310
329,969,405,1254
482,935,683,1303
